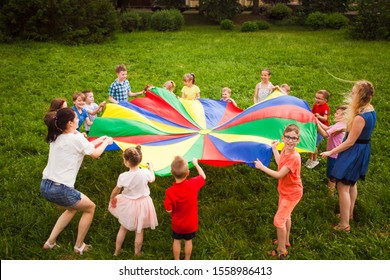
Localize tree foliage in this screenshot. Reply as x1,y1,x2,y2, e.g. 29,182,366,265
199,0,242,22
0,0,118,44
301,0,349,14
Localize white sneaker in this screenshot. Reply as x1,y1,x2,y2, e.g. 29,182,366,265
307,160,319,169
304,159,312,167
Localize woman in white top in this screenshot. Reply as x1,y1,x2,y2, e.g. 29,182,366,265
41,107,113,254
253,68,273,104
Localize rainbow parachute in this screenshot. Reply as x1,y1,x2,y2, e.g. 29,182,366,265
89,87,316,176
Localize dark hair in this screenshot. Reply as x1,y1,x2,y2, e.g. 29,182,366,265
46,108,76,143
48,98,66,112
284,124,300,135
115,64,127,73
123,145,142,167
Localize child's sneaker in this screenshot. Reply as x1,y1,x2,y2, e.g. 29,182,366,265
304,159,312,167
307,160,319,169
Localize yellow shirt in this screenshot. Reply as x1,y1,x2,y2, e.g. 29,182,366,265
181,85,200,100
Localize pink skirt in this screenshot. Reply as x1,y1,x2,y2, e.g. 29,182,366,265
108,195,158,233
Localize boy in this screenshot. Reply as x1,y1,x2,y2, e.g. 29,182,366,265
220,87,237,107
108,64,145,104
316,105,347,194
164,157,206,260
255,124,303,260
72,92,92,134
306,89,330,169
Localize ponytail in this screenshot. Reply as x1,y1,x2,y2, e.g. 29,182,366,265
46,108,75,143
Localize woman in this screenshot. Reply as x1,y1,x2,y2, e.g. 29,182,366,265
41,107,113,254
321,80,376,232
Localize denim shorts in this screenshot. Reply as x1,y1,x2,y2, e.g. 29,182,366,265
316,133,324,146
40,179,81,207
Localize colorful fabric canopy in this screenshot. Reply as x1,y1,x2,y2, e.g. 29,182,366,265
89,87,316,176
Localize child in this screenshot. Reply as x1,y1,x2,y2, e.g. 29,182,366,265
164,157,206,260
108,146,158,256
109,64,145,104
220,87,237,107
272,84,291,95
82,90,106,135
253,68,273,104
316,105,347,194
43,98,67,126
181,73,200,100
254,124,303,260
72,92,92,133
305,89,330,169
163,80,176,93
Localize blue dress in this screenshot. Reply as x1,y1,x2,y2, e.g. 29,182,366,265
332,111,376,182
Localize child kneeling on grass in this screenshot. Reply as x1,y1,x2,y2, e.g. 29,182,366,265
255,124,303,260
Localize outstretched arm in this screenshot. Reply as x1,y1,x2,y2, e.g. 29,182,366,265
90,136,113,158
254,159,290,179
192,158,206,180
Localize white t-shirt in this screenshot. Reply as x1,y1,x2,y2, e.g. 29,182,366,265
117,169,154,199
42,132,94,188
83,103,99,131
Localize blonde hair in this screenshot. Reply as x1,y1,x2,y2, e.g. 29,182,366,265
163,80,176,91
171,156,188,179
222,87,231,94
345,80,374,130
123,145,142,167
183,73,196,84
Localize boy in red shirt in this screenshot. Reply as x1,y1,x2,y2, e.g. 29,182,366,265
164,157,206,260
255,124,303,260
306,90,330,169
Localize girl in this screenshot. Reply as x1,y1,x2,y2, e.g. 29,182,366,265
254,124,303,260
163,80,176,93
321,80,376,232
181,73,200,100
253,68,273,104
41,107,113,254
43,98,67,127
109,146,158,256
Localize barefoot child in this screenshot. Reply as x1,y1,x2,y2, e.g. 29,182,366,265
108,146,158,256
255,124,303,259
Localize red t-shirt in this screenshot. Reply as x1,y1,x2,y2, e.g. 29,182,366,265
277,148,303,201
164,175,206,234
312,103,330,126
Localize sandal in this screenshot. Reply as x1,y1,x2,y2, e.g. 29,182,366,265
333,224,350,232
74,243,91,255
43,241,59,249
272,239,291,249
268,249,289,260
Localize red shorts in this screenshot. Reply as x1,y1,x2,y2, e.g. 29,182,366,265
273,197,301,228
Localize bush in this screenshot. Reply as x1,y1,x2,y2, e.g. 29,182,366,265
267,3,292,20
0,0,117,44
301,0,349,14
240,21,258,32
199,0,242,22
326,13,349,29
137,11,152,31
150,9,184,31
255,20,270,30
220,19,235,30
120,11,141,32
305,12,328,30
349,0,390,41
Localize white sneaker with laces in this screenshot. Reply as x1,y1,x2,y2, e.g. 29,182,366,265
307,160,319,169
304,159,312,167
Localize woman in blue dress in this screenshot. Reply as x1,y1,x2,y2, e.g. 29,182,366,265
320,80,376,232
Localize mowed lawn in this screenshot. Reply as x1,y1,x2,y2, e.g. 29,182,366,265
0,24,389,260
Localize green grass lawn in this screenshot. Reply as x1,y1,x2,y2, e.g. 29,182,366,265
0,25,389,260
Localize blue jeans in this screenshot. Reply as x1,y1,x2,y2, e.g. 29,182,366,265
40,179,81,207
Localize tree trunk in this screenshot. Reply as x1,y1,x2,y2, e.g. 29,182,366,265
252,0,260,15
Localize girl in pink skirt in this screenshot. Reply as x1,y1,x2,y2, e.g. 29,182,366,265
108,145,158,256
